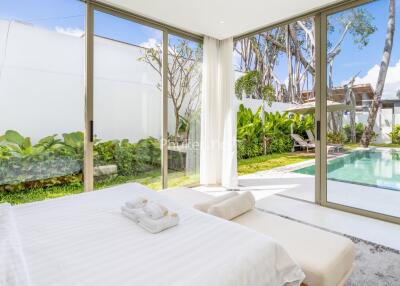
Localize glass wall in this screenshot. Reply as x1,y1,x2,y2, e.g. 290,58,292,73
325,0,400,218
93,10,163,190
167,35,202,187
234,17,316,202
0,0,85,203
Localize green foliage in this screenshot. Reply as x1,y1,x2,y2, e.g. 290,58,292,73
389,125,400,144
292,114,314,138
327,132,347,144
235,71,275,105
343,123,377,143
0,129,161,192
237,105,263,159
329,7,377,49
236,104,313,159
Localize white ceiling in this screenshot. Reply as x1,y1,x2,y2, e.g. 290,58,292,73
100,0,342,39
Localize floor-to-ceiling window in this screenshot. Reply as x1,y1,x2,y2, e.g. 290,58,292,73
234,17,317,202
93,10,163,190
166,34,202,187
0,1,203,204
0,0,86,203
323,0,400,221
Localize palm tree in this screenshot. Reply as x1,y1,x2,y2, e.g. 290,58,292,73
361,0,395,147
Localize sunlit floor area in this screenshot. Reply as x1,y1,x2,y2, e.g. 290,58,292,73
193,185,400,251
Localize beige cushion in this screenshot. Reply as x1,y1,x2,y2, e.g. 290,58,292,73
162,188,355,286
208,191,255,220
193,192,238,213
234,210,354,286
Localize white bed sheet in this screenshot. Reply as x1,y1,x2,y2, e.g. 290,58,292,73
11,183,304,286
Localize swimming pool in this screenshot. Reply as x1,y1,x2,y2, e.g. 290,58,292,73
294,149,400,191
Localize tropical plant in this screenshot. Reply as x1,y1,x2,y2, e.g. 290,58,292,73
237,105,263,159
327,132,347,144
235,71,275,105
236,105,312,158
389,125,400,144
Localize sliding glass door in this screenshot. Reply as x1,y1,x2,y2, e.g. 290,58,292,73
233,17,317,203
93,10,163,190
167,35,202,187
321,0,400,222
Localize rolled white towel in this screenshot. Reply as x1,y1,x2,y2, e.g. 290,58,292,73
125,196,148,209
142,202,168,219
138,213,179,234
121,206,145,223
208,191,255,220
193,192,238,213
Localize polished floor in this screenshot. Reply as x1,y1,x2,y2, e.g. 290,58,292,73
193,185,400,251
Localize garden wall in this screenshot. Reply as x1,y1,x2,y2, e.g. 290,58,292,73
0,20,177,143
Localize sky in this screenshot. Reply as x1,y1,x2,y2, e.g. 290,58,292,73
1,0,399,99
233,0,400,99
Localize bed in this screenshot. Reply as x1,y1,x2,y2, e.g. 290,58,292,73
1,183,304,286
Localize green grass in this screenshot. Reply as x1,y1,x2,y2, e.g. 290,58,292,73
344,143,400,149
371,143,400,148
237,153,314,175
0,170,199,205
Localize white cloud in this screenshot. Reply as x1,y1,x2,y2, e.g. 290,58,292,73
55,26,84,37
353,58,400,99
139,38,161,49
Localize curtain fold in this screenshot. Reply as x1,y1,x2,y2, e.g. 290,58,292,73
200,36,237,188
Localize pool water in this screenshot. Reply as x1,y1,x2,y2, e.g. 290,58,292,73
294,149,400,191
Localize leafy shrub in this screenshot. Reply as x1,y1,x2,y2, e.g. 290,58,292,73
0,130,161,192
237,139,262,159
327,132,347,144
389,125,400,144
265,134,292,154
236,104,312,158
343,123,377,143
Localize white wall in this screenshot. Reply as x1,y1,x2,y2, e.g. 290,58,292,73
343,109,394,143
0,20,179,143
236,98,296,113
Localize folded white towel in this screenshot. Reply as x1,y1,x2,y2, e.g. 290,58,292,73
138,213,179,234
121,206,145,223
142,202,168,219
208,191,255,220
193,192,238,213
125,196,148,209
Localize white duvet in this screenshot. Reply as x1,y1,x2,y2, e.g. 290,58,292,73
4,183,304,286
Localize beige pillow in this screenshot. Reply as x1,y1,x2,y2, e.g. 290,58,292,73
193,192,238,213
208,191,255,220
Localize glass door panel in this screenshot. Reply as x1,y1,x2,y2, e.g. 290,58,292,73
234,17,316,202
325,0,399,219
93,10,163,190
166,35,202,188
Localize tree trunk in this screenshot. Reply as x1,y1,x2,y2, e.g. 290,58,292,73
174,110,180,144
361,0,395,147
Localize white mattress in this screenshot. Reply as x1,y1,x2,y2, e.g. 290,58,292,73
6,183,304,286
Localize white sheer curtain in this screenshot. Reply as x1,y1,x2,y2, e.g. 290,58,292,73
200,36,237,188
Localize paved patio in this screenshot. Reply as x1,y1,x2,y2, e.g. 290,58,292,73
238,159,400,218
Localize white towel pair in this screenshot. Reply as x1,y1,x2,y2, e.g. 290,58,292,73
125,197,167,219
121,196,179,233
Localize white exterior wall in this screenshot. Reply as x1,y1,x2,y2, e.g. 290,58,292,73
343,109,394,143
0,20,177,143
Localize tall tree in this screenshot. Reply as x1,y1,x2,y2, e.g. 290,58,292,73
361,0,395,147
140,40,202,143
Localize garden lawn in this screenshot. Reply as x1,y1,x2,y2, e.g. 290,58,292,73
238,153,314,176
0,170,199,205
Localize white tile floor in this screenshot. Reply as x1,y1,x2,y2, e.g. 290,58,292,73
194,185,400,250
239,162,400,217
